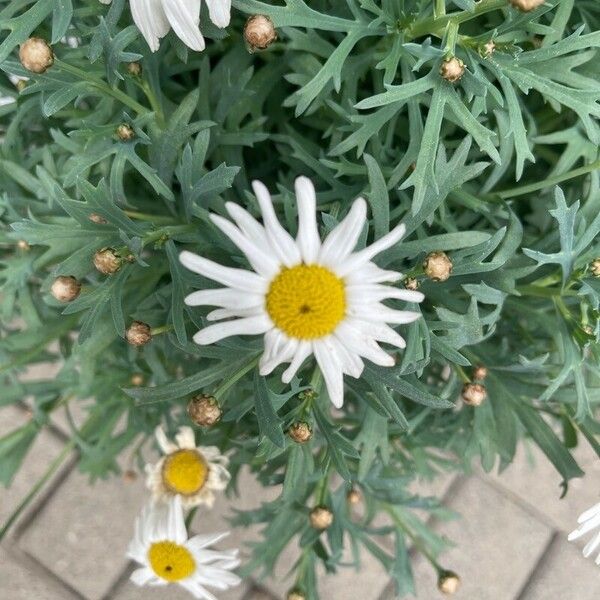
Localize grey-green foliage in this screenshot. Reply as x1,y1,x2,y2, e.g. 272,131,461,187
1,0,600,597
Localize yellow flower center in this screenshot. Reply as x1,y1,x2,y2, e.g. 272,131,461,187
162,449,208,496
148,541,196,582
266,265,346,339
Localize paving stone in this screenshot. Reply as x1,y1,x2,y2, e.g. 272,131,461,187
246,586,279,599
18,466,147,600
391,477,553,600
484,441,600,533
0,547,78,600
0,405,68,531
520,535,600,600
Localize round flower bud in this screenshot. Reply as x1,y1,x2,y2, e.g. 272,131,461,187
127,61,142,76
188,394,222,427
17,240,30,250
130,373,144,386
423,251,453,282
287,591,306,600
116,124,135,141
438,570,461,595
462,383,487,407
590,258,600,277
347,488,361,505
93,248,121,274
440,58,465,83
509,0,544,11
288,421,312,444
483,41,496,56
89,213,107,224
50,276,81,303
404,277,419,291
244,15,277,51
472,365,488,381
19,38,54,74
16,79,27,92
310,506,334,530
126,321,152,347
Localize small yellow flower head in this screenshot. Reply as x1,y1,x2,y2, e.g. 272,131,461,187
126,321,152,346
94,248,121,274
590,258,600,277
19,38,54,74
130,373,145,386
244,15,277,52
288,421,313,443
187,394,222,427
50,276,81,303
509,0,545,11
116,124,135,141
438,570,461,595
423,251,453,282
127,61,142,76
347,488,361,505
440,58,465,83
17,240,30,250
310,505,334,530
462,383,487,407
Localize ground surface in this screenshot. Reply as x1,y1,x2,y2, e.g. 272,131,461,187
2,399,600,600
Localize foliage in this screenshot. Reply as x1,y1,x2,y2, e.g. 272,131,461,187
1,0,600,597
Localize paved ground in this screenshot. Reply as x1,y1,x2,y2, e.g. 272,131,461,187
2,400,600,600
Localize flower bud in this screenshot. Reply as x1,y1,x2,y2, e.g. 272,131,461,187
89,213,107,224
347,488,361,505
116,124,135,141
50,276,81,303
244,15,277,52
310,506,333,530
188,394,222,427
126,321,152,346
462,383,487,407
472,365,488,381
440,58,465,83
287,591,306,600
16,79,28,92
130,373,145,386
404,277,419,291
509,0,544,11
438,570,461,595
288,421,312,444
19,38,54,74
93,248,121,274
483,41,496,56
17,240,30,250
590,258,600,277
127,61,142,76
423,251,453,282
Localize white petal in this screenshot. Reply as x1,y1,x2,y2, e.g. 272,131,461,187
175,426,196,450
583,531,600,558
166,495,188,544
349,319,407,349
259,336,298,375
569,512,600,540
188,548,238,564
225,203,272,255
130,0,170,52
205,0,231,28
314,339,344,408
210,214,280,278
336,223,406,276
187,531,231,550
319,197,367,267
578,502,600,524
335,322,395,366
180,251,268,294
130,567,158,587
180,578,215,600
347,284,424,304
185,288,264,309
281,341,312,383
155,426,177,454
252,180,301,267
206,306,264,321
193,315,272,345
327,335,364,378
294,176,321,263
162,0,206,51
345,262,403,284
350,303,421,325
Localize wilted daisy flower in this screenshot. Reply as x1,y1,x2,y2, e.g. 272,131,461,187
128,495,241,598
100,0,231,52
180,177,423,408
146,426,230,508
568,501,600,564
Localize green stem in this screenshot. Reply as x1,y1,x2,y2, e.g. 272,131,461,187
0,441,75,541
496,159,600,200
150,324,174,336
213,354,261,399
124,210,176,224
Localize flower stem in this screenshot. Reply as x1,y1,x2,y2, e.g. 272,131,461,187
213,354,261,399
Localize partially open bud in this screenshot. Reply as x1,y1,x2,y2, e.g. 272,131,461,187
590,258,600,277
472,365,488,381
288,421,312,444
440,57,465,83
509,0,544,11
50,276,81,303
130,373,145,386
347,488,361,506
462,383,487,407
19,38,54,74
116,124,135,141
89,213,107,224
404,277,419,291
287,591,306,600
310,506,334,530
188,394,222,427
93,248,121,274
127,61,142,76
438,570,461,595
423,251,453,282
17,240,30,250
244,15,277,52
126,321,152,346
483,41,496,56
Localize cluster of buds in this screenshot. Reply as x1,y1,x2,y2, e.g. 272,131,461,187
126,321,152,346
472,365,488,381
309,506,334,530
19,38,53,74
462,382,487,407
127,62,142,76
404,277,419,291
93,248,121,274
423,251,453,282
438,570,461,595
288,421,312,443
509,0,545,11
116,124,135,141
50,276,81,303
590,258,600,278
440,57,465,83
244,15,277,52
187,394,222,427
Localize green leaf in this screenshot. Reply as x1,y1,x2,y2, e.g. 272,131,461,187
253,371,285,448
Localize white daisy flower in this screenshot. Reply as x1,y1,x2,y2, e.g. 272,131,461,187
146,426,230,509
180,176,424,409
127,495,241,599
100,0,231,52
568,501,600,565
